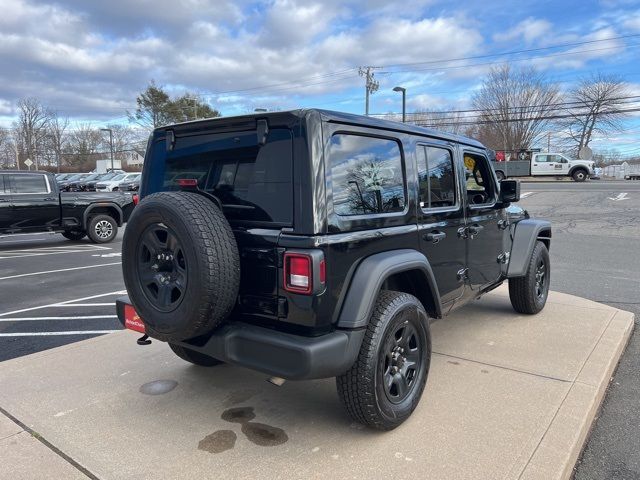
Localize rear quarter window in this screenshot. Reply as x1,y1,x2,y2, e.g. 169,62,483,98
328,133,406,216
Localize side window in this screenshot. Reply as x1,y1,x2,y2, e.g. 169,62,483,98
10,174,49,194
464,153,497,206
329,134,405,216
536,155,548,163
416,145,457,208
0,175,6,194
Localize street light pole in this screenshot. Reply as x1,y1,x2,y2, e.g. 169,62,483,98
100,128,114,171
393,86,406,123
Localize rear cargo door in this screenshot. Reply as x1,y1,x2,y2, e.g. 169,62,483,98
149,125,295,321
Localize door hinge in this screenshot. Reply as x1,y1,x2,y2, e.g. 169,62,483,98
497,252,510,264
498,219,510,230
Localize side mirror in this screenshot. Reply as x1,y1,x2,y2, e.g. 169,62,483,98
499,179,520,203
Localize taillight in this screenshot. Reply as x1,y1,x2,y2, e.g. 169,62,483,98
284,253,312,294
132,194,139,205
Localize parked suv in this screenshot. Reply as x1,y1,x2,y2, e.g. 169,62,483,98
117,110,552,430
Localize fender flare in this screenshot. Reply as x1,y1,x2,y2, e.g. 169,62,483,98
568,165,589,176
83,202,124,229
507,219,552,277
337,249,442,329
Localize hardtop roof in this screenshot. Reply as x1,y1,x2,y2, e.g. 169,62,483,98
157,108,486,149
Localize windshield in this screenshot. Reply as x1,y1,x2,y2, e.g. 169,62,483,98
111,174,125,181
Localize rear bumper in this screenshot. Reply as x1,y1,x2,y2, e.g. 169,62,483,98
116,296,364,381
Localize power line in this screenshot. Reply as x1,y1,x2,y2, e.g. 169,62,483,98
191,34,640,98
410,106,640,128
371,95,640,117
383,33,640,69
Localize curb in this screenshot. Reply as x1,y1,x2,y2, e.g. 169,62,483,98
518,310,635,479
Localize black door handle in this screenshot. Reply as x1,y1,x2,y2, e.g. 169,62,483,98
468,224,484,237
44,197,56,201
457,226,468,239
424,230,446,244
0,198,8,202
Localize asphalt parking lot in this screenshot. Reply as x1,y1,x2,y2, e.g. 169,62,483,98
0,231,126,362
0,179,638,478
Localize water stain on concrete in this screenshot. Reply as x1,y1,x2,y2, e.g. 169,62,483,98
198,430,237,454
447,361,460,366
241,422,288,447
220,406,289,447
221,406,256,423
139,379,178,395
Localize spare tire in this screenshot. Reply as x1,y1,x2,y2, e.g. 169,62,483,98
122,191,240,342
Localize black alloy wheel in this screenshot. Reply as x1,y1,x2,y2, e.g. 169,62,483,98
137,224,187,312
381,321,423,404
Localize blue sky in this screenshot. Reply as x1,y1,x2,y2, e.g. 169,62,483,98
1,0,639,154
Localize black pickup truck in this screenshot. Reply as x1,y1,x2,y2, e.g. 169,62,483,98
0,170,135,243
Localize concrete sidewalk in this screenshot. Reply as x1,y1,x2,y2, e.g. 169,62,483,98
0,287,633,480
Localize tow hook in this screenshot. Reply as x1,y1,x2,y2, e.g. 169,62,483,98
137,334,152,346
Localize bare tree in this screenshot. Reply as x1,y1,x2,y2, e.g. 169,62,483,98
411,108,467,135
472,65,561,151
64,124,103,168
0,128,16,169
561,74,630,156
13,97,53,169
46,113,69,172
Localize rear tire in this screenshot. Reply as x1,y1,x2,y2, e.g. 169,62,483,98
336,290,431,430
509,241,550,314
169,343,223,367
62,231,86,241
572,169,588,182
87,215,118,243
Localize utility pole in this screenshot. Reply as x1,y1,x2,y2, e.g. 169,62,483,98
547,132,551,152
359,66,381,116
14,143,19,170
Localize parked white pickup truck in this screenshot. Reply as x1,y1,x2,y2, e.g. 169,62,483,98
492,153,595,182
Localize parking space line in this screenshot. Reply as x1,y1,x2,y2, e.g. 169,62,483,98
0,315,118,322
0,290,126,317
0,245,112,260
50,303,115,307
0,330,120,337
0,263,121,282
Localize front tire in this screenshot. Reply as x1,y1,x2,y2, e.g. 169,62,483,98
87,215,118,243
169,344,223,367
509,241,550,314
336,291,431,430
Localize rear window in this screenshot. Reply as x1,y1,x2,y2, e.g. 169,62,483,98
148,128,293,225
10,174,49,194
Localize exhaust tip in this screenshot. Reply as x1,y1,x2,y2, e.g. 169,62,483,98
267,376,286,387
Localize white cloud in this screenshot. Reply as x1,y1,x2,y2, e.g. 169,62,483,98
494,17,553,44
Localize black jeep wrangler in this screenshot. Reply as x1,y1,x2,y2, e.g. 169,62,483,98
117,110,551,430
